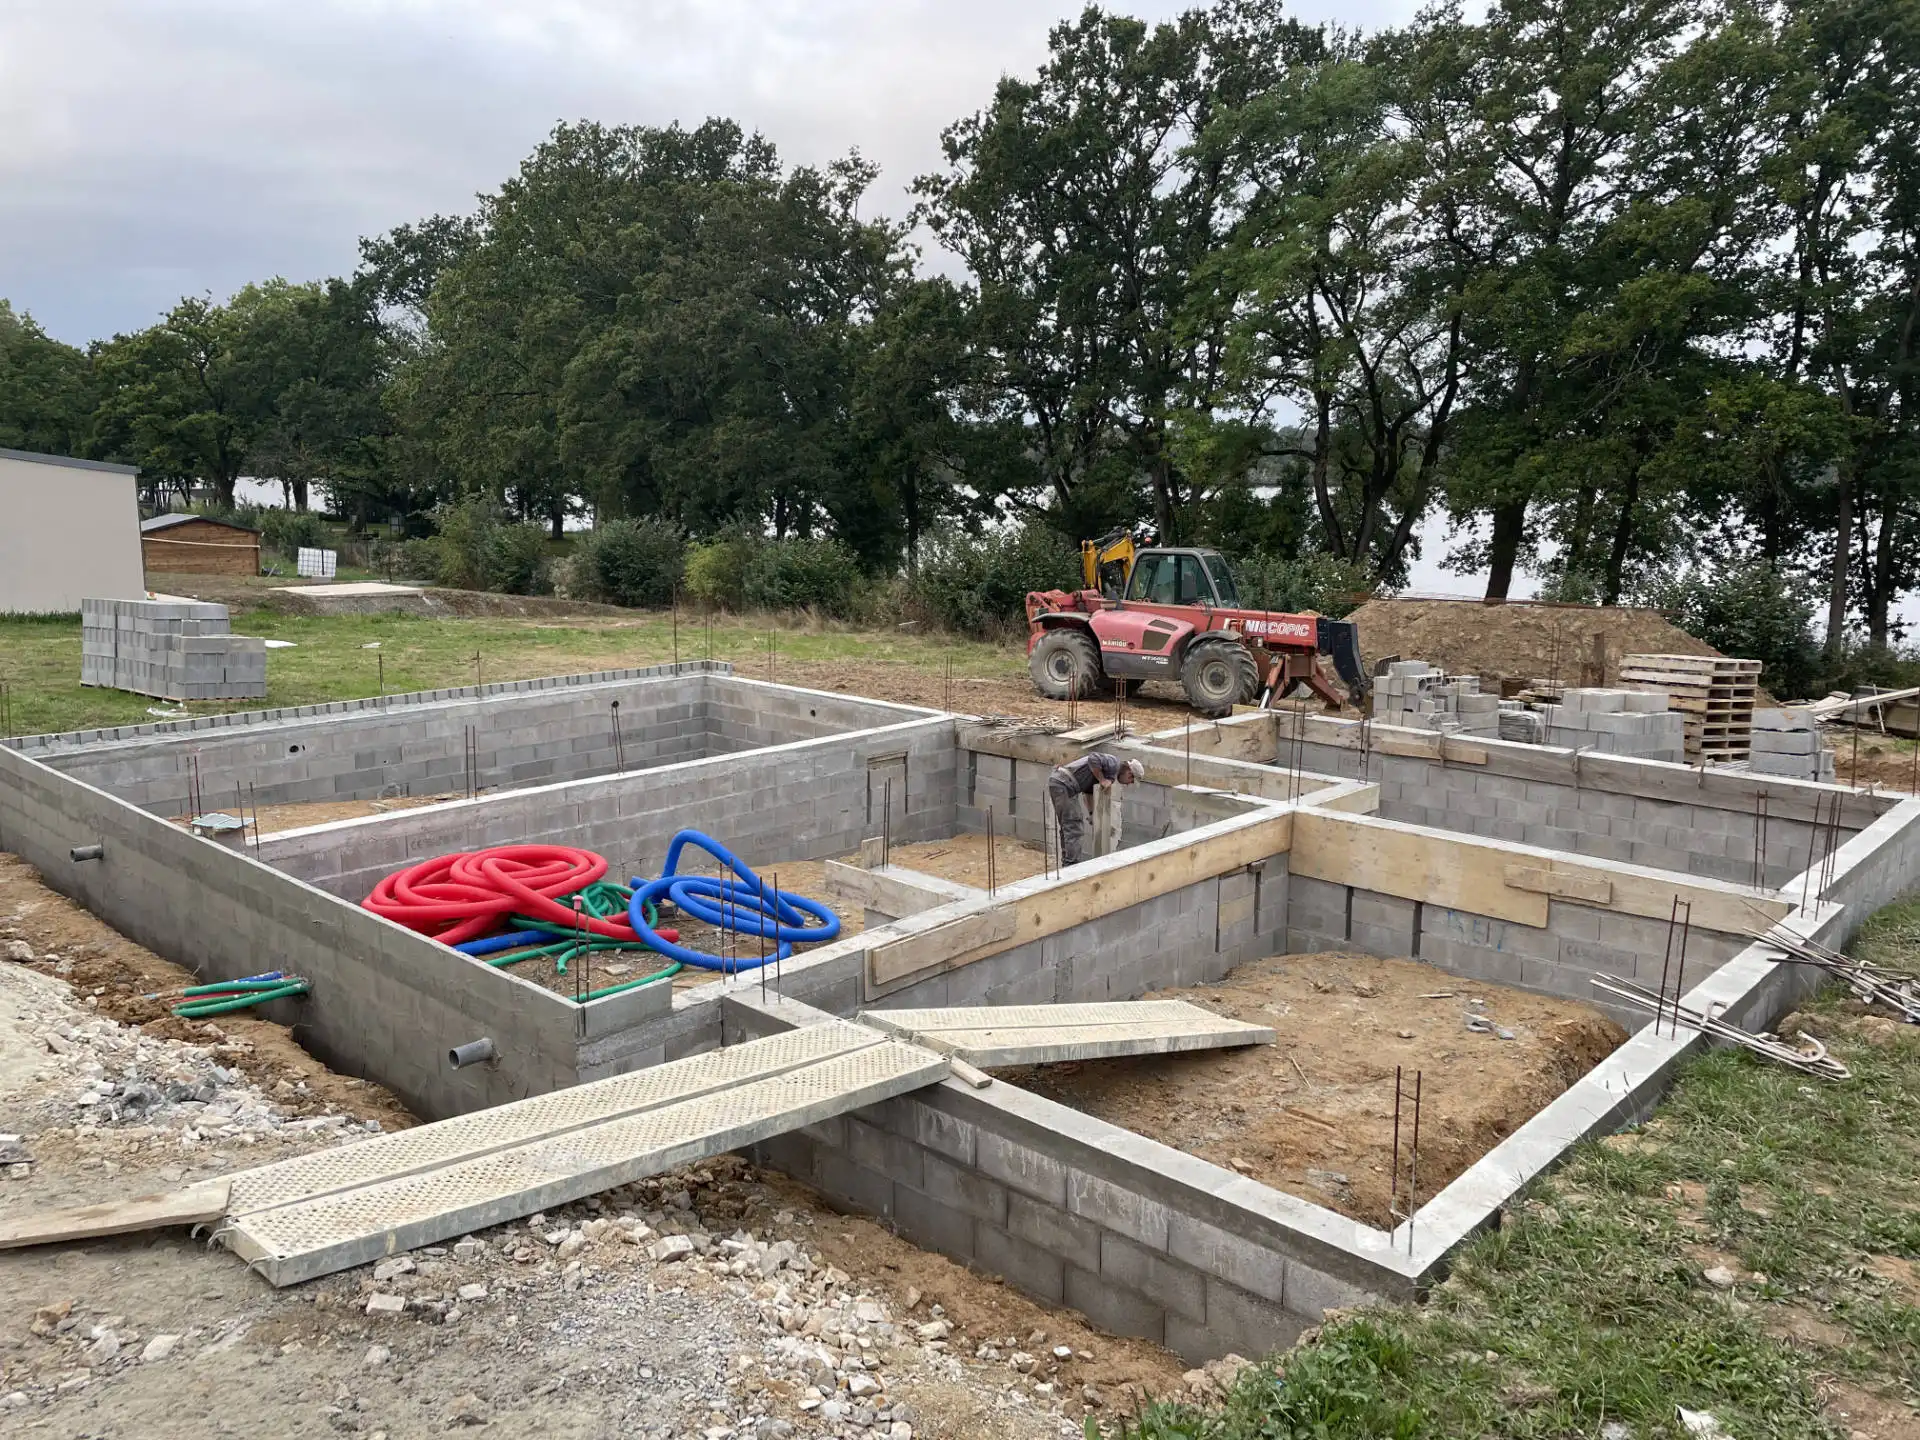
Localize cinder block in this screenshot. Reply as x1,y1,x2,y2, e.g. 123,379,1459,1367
1166,1214,1286,1305
1100,1231,1206,1322
975,1222,1066,1304
892,1183,977,1260
1005,1192,1100,1272
1064,1264,1164,1342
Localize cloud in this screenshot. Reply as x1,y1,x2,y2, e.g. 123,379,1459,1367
0,0,1411,345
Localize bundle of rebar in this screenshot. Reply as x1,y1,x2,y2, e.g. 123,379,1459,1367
1590,976,1851,1081
1748,924,1920,1024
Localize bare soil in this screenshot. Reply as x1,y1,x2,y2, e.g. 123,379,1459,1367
168,793,457,838
999,951,1626,1227
0,854,413,1131
884,835,1051,890
1348,597,1723,691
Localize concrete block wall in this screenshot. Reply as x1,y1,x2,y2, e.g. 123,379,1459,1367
0,742,586,1120
748,1073,1398,1364
258,716,961,902
29,672,932,818
959,752,1194,853
1283,874,1745,1030
80,596,267,702
1270,735,1878,891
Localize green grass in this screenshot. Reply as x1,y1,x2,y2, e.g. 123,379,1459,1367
1115,910,1920,1440
0,608,1020,738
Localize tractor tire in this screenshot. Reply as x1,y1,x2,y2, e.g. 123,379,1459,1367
1181,638,1259,717
1029,628,1111,701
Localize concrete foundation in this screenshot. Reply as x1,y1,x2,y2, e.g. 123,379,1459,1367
5,670,1919,1364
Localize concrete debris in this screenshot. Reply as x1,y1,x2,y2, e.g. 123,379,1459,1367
5,940,35,963
1677,1408,1726,1437
139,1334,180,1363
365,1294,407,1316
1701,1265,1738,1290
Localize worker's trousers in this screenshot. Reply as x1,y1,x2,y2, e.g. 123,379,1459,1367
1048,776,1087,866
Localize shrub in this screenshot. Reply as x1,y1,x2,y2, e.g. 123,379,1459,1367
481,522,553,596
683,529,761,610
570,517,686,609
909,525,1082,637
1225,551,1372,618
742,536,862,618
431,497,496,591
1649,560,1821,698
258,509,329,561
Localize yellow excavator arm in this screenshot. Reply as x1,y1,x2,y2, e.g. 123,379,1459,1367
1081,531,1138,597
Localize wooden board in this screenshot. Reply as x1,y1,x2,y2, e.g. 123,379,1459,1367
867,809,1294,989
0,1180,230,1250
1289,810,1793,936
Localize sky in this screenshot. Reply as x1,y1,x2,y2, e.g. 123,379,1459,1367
1,0,1494,594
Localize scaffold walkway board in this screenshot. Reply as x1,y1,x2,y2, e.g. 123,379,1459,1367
857,1000,1276,1067
217,1022,946,1286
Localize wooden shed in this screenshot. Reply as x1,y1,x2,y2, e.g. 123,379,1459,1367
141,513,261,577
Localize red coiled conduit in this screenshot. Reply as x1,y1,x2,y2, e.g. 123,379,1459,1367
363,845,641,947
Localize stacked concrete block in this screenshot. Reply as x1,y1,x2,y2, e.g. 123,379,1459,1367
1497,702,1545,744
80,597,267,702
1370,660,1499,737
1747,708,1835,781
1535,688,1684,762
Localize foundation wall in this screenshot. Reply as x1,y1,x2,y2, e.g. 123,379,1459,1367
745,1069,1399,1365
21,670,927,817
960,752,1201,852
258,716,961,902
1283,874,1747,1030
1156,715,1887,892
0,743,589,1120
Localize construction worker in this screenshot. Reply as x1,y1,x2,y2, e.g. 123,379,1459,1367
1048,752,1144,866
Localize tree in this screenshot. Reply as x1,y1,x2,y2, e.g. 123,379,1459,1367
91,296,256,511
915,2,1322,539
0,301,92,455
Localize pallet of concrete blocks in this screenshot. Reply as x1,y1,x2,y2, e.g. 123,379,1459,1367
80,596,268,703
1619,653,1760,762
1535,687,1686,762
1746,708,1836,781
1370,659,1500,737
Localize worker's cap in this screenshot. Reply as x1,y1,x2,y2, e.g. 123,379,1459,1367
1123,759,1145,782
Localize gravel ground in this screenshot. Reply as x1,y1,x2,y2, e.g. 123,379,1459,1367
0,887,1223,1439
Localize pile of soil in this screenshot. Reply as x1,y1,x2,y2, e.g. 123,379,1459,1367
1001,951,1626,1228
1348,597,1724,690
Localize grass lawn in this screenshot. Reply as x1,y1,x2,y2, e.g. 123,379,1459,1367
1119,903,1920,1440
0,608,1019,738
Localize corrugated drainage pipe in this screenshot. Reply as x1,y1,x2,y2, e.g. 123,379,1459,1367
448,1038,497,1069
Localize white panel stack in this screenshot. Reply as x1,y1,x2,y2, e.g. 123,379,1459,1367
1535,688,1685,761
1747,708,1835,781
81,596,268,702
1370,659,1500,737
296,547,338,580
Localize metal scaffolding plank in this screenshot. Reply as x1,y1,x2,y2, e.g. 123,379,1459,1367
226,1022,882,1220
858,1001,1274,1066
220,1037,946,1286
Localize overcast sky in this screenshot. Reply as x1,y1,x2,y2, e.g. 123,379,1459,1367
1,0,1422,348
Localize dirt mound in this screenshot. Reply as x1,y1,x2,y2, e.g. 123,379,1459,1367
1349,596,1721,689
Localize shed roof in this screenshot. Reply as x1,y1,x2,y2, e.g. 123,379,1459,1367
141,513,261,535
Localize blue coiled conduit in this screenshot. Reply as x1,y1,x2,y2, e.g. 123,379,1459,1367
627,829,839,971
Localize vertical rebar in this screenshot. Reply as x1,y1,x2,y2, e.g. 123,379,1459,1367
377,651,384,697
472,651,482,691
882,778,893,868
673,590,680,669
1389,1064,1403,1228
1069,670,1078,728
1851,690,1861,782
1671,902,1692,1038
1407,1070,1423,1250
987,807,997,895
1657,897,1681,1038
611,700,626,773
247,783,260,853
944,654,953,714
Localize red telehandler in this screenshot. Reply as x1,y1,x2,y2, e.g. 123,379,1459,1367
1025,529,1368,718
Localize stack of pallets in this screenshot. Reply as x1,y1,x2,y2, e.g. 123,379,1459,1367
1620,653,1761,762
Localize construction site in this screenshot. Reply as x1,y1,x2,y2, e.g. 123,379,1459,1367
4,599,1918,1437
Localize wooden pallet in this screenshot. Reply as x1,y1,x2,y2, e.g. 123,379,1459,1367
1621,654,1758,761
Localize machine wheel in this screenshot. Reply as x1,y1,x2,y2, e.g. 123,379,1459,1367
1029,628,1111,701
1181,638,1259,717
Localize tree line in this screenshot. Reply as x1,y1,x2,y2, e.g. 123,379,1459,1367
1,0,1915,655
